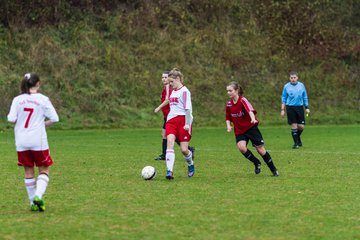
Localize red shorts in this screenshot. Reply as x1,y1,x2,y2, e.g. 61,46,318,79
17,150,54,167
166,116,192,142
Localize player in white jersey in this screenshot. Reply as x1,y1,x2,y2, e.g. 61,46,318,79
7,73,59,212
164,68,194,180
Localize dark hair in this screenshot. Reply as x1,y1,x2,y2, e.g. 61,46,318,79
163,70,170,75
21,73,40,94
227,81,244,95
289,71,298,76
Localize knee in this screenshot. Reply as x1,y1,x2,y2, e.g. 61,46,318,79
256,146,266,155
238,146,247,154
237,141,248,153
180,146,189,155
166,136,175,148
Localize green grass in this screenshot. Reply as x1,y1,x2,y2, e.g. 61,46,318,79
0,125,359,239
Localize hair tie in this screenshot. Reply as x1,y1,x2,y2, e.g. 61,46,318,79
24,73,31,80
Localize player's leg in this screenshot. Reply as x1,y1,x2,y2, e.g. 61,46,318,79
24,166,37,210
175,135,195,160
236,135,261,174
33,166,49,211
188,145,195,160
291,123,299,149
155,129,166,160
180,141,194,177
295,107,305,147
287,107,300,148
297,124,304,146
162,129,167,156
255,146,279,177
178,122,194,177
18,151,38,211
33,150,53,211
35,166,49,199
175,139,195,160
250,127,279,176
179,141,191,162
165,119,178,179
165,134,176,179
155,120,167,160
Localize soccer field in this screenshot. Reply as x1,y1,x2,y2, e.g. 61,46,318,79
0,125,359,239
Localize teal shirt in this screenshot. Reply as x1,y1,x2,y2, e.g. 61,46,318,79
281,82,309,107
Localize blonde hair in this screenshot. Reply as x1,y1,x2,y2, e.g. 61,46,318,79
168,68,184,82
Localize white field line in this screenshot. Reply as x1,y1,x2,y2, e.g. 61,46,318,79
268,150,360,155
212,148,360,156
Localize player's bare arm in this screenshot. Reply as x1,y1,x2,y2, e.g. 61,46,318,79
249,111,258,124
226,120,232,132
154,99,170,113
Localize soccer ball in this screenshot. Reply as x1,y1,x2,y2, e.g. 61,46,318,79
141,166,156,180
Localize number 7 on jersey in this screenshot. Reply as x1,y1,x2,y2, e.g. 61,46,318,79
24,108,34,128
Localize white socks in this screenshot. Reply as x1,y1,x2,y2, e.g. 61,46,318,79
24,178,36,205
166,149,175,172
34,174,49,199
166,148,194,173
184,151,193,166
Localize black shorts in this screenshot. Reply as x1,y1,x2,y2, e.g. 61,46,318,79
235,125,265,147
162,117,167,129
286,106,305,125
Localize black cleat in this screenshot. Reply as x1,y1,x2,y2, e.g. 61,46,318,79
292,144,299,149
272,170,279,177
188,146,195,160
298,142,302,147
254,164,261,174
154,154,165,160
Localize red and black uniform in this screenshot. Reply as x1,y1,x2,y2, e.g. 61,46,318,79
225,95,278,175
226,96,257,135
160,85,172,129
226,96,264,147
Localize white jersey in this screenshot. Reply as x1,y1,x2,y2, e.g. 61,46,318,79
167,86,193,123
7,93,59,151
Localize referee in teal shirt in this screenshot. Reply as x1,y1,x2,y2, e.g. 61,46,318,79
281,71,310,149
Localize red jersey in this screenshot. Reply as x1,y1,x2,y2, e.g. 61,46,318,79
161,84,172,118
225,96,258,135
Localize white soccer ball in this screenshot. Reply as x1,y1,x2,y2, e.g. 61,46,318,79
141,166,156,180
